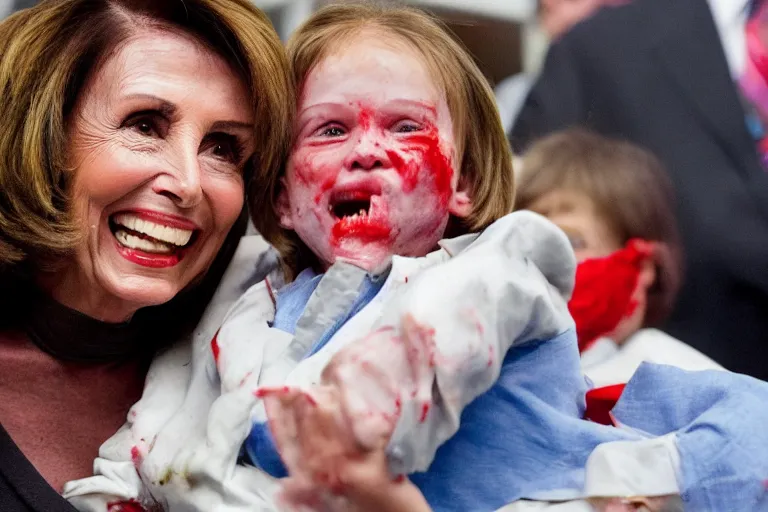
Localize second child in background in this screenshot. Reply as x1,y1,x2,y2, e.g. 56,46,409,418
516,129,722,387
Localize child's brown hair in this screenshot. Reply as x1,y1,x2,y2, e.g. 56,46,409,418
516,128,683,327
249,2,515,279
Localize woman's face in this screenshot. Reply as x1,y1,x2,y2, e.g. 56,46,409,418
56,29,254,322
280,34,471,273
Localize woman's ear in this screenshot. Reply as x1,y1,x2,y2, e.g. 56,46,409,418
276,178,294,230
448,175,473,219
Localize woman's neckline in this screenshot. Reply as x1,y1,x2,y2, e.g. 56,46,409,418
21,287,154,364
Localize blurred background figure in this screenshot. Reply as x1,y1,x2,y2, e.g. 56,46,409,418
495,0,621,135
511,0,768,379
516,128,723,387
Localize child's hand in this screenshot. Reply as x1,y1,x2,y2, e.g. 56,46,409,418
259,385,431,512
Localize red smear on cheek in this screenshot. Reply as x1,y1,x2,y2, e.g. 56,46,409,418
388,126,454,208
314,175,335,205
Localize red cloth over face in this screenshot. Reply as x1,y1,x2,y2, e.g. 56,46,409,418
568,239,654,352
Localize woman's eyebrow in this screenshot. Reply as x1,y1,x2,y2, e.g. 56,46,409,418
211,120,254,132
121,93,177,117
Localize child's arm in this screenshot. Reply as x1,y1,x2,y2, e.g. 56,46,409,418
353,211,576,475
261,212,577,497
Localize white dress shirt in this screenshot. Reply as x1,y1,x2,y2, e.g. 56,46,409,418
708,0,750,77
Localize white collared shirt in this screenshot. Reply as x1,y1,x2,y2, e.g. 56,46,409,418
708,0,751,77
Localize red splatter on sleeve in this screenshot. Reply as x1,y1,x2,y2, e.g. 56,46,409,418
419,402,430,423
130,446,141,468
107,499,146,512
210,332,220,364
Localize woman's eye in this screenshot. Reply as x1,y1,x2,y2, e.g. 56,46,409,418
123,112,165,138
205,133,244,164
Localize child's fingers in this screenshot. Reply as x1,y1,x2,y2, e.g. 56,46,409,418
258,386,307,473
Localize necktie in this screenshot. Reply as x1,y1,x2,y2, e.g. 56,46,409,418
739,0,768,169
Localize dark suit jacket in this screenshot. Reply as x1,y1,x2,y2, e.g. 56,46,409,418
511,0,768,379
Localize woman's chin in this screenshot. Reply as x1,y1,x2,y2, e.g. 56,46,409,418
100,276,184,318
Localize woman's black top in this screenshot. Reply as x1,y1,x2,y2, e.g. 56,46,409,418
0,424,78,511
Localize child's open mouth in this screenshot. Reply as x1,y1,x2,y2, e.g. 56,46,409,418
328,189,391,241
329,190,374,221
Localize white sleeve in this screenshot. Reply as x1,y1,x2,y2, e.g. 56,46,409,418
63,235,280,511
377,211,577,474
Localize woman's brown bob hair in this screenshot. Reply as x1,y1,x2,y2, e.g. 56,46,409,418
516,128,683,327
250,2,515,279
0,0,293,340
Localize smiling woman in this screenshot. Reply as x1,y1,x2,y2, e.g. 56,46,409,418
0,0,292,510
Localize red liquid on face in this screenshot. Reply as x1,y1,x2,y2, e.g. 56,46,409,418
358,107,374,131
314,175,335,204
331,217,392,243
386,126,454,208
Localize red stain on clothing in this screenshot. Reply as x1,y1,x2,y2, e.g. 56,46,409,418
568,239,653,352
107,499,146,512
210,333,220,364
420,402,430,423
487,345,494,368
394,395,403,417
130,446,141,467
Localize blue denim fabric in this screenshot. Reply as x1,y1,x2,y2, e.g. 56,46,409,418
271,268,321,335
246,268,385,474
410,329,640,511
612,364,768,511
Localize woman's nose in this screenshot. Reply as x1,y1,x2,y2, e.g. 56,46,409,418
152,149,204,209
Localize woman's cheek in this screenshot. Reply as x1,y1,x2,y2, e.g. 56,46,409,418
209,174,245,230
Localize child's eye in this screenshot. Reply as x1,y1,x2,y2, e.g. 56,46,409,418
317,124,346,137
394,121,422,133
568,234,587,250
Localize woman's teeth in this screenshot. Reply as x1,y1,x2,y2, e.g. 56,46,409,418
113,214,193,246
115,230,173,254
